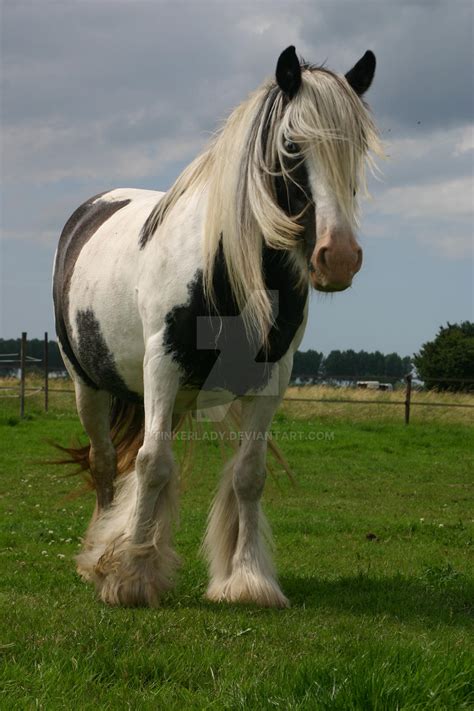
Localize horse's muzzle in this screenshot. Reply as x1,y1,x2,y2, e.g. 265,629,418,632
309,231,363,292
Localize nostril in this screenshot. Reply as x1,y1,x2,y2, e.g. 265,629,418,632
317,246,328,270
355,248,363,272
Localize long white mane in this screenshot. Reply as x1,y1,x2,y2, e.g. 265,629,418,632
142,65,384,344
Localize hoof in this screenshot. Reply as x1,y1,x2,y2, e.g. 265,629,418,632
206,568,289,608
76,543,106,582
98,569,164,607
89,539,180,607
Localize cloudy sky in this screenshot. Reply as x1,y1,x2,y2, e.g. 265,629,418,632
1,0,473,358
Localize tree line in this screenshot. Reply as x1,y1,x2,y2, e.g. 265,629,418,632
0,338,412,381
292,349,411,382
292,321,474,390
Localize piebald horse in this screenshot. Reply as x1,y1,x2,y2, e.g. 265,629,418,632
53,46,382,607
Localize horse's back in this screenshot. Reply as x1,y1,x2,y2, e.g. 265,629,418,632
53,188,163,397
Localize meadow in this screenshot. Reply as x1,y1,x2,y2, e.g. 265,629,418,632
1,381,473,709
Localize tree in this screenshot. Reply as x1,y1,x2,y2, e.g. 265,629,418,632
323,350,344,378
413,322,474,391
322,349,412,380
385,352,411,379
291,349,323,381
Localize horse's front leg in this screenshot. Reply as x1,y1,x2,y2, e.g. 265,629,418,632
204,393,289,608
96,337,181,607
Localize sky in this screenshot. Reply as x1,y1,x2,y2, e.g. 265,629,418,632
1,0,473,358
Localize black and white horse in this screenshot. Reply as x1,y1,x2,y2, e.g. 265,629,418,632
53,46,382,607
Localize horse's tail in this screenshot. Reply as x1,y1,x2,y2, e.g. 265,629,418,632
55,396,145,483
109,398,146,475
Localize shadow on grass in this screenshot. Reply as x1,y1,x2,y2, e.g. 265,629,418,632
279,571,474,627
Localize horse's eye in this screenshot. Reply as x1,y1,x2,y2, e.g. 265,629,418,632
284,140,298,154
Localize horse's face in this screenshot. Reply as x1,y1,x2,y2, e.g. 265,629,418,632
306,160,363,293
276,47,377,293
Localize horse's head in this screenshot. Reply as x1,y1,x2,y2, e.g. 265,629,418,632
147,47,383,344
274,46,380,293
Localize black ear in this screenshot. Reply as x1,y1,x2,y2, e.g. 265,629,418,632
345,50,376,96
276,45,302,99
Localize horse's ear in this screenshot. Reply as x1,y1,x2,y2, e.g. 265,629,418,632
345,50,376,96
276,46,302,99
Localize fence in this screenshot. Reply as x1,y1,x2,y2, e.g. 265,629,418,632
0,332,56,416
284,373,474,424
1,333,473,424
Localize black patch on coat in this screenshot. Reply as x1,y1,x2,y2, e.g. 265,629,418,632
75,309,141,402
257,82,316,261
163,244,308,395
52,192,131,388
274,153,316,262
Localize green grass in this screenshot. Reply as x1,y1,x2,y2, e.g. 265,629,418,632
0,396,473,709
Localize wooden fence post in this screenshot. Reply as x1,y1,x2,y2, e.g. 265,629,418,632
404,373,412,425
20,332,27,418
44,331,49,412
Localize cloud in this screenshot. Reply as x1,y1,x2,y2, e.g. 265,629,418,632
299,0,474,133
1,0,472,348
380,177,473,220
454,126,474,156
2,117,206,184
361,122,474,259
3,1,472,193
418,231,472,261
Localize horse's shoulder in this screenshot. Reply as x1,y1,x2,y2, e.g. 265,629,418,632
162,247,308,395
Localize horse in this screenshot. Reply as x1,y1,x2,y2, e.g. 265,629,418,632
53,45,382,608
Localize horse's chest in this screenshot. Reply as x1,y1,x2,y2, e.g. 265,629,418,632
163,249,307,395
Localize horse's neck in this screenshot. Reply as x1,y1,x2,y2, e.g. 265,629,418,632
262,244,307,289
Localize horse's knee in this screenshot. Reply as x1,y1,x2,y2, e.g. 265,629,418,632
233,450,266,500
136,442,174,489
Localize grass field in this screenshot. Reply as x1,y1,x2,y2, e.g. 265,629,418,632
1,385,473,709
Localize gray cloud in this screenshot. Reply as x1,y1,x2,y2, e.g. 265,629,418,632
300,0,473,132
1,0,472,348
2,0,472,192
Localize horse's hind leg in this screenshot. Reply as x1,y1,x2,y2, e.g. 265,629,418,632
73,380,116,511
58,345,117,512
68,380,117,581
204,393,288,608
